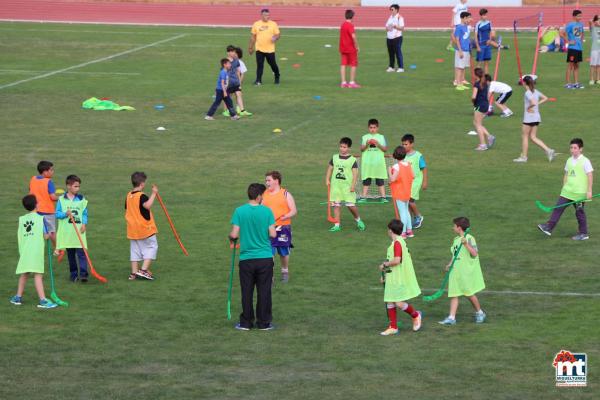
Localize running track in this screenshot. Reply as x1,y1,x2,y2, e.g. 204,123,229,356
1,1,599,29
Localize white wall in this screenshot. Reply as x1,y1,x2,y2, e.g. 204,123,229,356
361,0,522,6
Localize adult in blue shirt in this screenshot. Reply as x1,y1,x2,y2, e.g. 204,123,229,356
229,183,276,331
562,9,585,89
452,11,473,90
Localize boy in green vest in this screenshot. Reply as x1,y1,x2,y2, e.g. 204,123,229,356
325,137,365,232
9,195,58,308
55,175,89,282
358,119,388,203
402,134,428,229
538,138,594,240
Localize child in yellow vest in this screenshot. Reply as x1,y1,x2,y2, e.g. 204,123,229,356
379,219,422,336
10,195,57,308
125,172,159,280
439,217,486,325
538,138,594,240
56,175,89,282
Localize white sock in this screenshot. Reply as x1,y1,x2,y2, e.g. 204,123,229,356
355,217,361,222
476,309,484,315
334,223,340,227
349,81,355,84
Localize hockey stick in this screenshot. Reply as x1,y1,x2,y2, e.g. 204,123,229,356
68,214,107,283
47,240,68,306
156,193,189,256
326,184,339,223
423,228,471,302
227,239,237,320
535,194,600,212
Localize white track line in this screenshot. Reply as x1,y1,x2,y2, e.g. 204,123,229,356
0,33,186,90
369,287,600,297
0,69,140,76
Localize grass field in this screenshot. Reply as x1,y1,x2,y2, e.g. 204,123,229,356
1,22,598,399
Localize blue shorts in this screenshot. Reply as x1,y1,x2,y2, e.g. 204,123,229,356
476,46,492,62
272,246,291,256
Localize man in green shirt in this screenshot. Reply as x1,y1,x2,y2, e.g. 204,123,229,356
229,183,276,330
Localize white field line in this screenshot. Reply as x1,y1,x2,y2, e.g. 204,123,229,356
369,287,600,297
0,33,186,90
0,69,140,76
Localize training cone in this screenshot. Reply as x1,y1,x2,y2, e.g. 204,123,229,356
548,97,557,102
273,128,282,133
435,58,445,63
292,63,301,68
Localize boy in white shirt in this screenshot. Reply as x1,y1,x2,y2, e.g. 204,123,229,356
488,77,513,117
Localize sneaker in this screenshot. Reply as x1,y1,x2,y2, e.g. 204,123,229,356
572,233,589,241
537,223,552,236
461,80,471,86
38,299,58,309
413,215,423,229
455,85,468,91
475,144,488,151
446,44,455,51
546,149,556,162
564,83,573,89
234,323,250,331
513,156,528,163
380,326,399,336
406,230,415,238
438,316,456,325
253,81,262,86
396,68,404,73
281,272,289,283
329,225,341,232
589,80,595,86
412,311,422,331
70,277,79,283
258,323,276,331
236,106,242,114
128,273,137,280
56,249,65,263
379,197,389,203
474,310,487,324
9,295,22,305
80,277,88,283
401,232,407,239
357,198,368,204
386,67,395,72
204,116,215,120
347,82,361,88
274,78,280,85
501,45,510,50
501,111,514,118
222,110,230,117
231,115,240,121
573,83,584,89
239,110,253,116
340,82,349,88
135,270,154,280
487,135,496,148
356,220,366,231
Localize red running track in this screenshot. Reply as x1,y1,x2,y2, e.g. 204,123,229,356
0,1,599,29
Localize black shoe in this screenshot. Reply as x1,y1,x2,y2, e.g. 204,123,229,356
254,81,262,86
274,77,280,84
258,323,276,331
80,277,88,283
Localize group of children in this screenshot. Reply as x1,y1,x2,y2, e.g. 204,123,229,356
326,119,427,239
11,162,163,308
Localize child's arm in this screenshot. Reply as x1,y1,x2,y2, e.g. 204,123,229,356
388,165,399,183
350,167,358,192
325,165,333,186
352,32,359,52
80,206,88,233
221,79,228,97
587,172,593,200
142,185,158,210
279,192,297,222
475,26,481,51
537,92,548,106
461,235,478,257
268,224,277,238
471,86,478,105
360,136,368,152
421,155,428,190
55,200,67,219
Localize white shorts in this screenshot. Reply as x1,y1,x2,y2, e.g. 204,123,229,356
42,214,56,233
130,235,158,261
591,50,600,66
455,51,471,69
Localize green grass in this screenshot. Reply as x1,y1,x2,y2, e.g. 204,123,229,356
0,22,598,399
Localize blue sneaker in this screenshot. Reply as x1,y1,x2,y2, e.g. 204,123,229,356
37,299,58,309
9,295,22,305
234,323,250,331
474,310,487,324
438,316,456,326
258,323,276,331
413,215,423,229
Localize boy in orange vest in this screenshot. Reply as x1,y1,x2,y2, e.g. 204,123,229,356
29,161,59,248
125,172,158,280
388,146,415,238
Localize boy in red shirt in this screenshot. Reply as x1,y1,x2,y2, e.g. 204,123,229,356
339,9,360,88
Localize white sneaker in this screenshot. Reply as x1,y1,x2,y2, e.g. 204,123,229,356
397,68,405,72
546,149,556,162
501,110,513,118
386,67,395,72
513,156,528,163
204,116,214,120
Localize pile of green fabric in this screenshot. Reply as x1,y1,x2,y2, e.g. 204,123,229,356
82,97,135,111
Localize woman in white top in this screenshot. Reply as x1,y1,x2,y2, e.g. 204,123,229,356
386,4,405,72
514,75,555,163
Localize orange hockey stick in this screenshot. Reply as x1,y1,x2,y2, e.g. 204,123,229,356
68,213,107,283
156,193,189,256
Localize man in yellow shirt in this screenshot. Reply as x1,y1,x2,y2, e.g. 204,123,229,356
248,9,281,85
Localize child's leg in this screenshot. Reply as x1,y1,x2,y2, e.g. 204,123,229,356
545,196,571,230
396,301,419,318
349,66,357,83
206,90,224,116
361,178,370,197
528,125,550,153
474,112,490,145
235,91,245,110
467,295,482,312
386,302,397,329
33,273,47,301
495,100,508,113
448,297,459,319
280,254,289,273
66,248,79,280
16,273,29,297
141,259,152,272
347,205,360,220
77,248,88,278
574,202,588,234
409,200,421,218
377,179,386,198
333,205,341,224
566,63,573,84
520,124,531,157
400,200,412,232
573,62,579,83
483,60,489,75
340,65,346,83
131,261,139,275
223,95,237,116
454,67,461,84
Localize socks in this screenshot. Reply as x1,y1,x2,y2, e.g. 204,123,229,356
386,305,398,329
281,268,289,274
355,218,361,223
403,303,419,318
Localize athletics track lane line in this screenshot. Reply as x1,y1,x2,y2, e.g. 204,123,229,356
0,33,186,90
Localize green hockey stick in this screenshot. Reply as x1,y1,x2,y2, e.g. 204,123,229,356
535,193,600,212
47,240,68,307
423,228,470,302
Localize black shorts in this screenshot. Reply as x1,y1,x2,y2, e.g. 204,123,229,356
523,121,540,127
567,49,582,63
226,85,241,94
474,103,489,114
496,91,512,104
363,178,384,186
